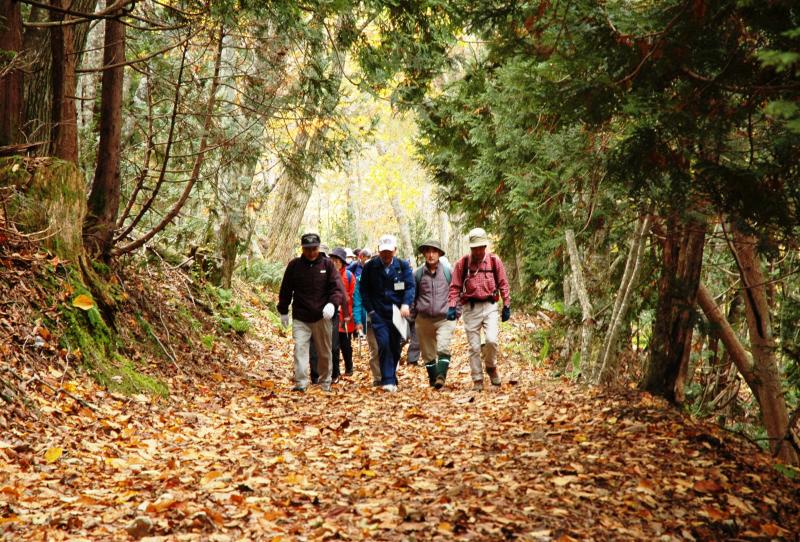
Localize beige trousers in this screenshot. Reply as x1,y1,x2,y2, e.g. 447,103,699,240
462,301,499,382
415,315,456,363
366,326,381,384
292,319,332,388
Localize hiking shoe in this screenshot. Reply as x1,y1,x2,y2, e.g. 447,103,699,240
320,383,332,392
292,385,306,392
331,375,340,384
407,360,419,366
472,380,484,392
434,375,446,389
372,380,382,387
486,367,501,386
382,384,398,392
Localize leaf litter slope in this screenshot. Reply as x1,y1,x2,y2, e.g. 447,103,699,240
1,318,799,541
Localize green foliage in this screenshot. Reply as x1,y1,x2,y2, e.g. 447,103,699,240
219,313,251,334
774,464,799,480
176,306,202,333
237,258,285,288
201,335,215,350
202,285,251,335
757,50,800,73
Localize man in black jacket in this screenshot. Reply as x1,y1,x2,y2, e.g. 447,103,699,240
278,233,344,392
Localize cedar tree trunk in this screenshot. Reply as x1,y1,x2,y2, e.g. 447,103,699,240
733,231,798,465
642,213,706,402
49,0,78,162
0,0,23,146
84,15,125,258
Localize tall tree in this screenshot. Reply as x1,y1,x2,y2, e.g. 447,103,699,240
262,16,348,262
49,0,78,161
642,212,707,401
0,0,23,146
84,13,126,258
22,0,96,150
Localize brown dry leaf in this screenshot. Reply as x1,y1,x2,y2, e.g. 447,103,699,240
693,479,724,493
200,470,224,485
551,475,578,487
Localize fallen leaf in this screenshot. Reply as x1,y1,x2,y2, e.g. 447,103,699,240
72,294,95,310
436,521,454,534
201,470,224,485
44,447,63,463
552,475,578,487
693,479,724,493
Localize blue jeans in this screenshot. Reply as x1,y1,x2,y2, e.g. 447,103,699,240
370,311,402,385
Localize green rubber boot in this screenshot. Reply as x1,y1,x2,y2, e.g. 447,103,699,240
434,355,450,389
425,361,437,387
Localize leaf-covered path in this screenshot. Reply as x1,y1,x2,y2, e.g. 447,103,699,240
2,320,799,541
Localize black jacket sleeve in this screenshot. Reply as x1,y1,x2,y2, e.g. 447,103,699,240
277,260,295,315
359,261,375,314
326,259,344,308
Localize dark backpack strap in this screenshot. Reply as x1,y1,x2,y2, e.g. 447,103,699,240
459,255,470,293
490,253,499,289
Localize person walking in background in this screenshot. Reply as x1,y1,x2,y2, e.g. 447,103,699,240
278,233,343,392
359,235,415,392
353,260,382,386
404,321,420,366
412,239,455,389
329,248,356,380
347,248,371,279
448,228,511,391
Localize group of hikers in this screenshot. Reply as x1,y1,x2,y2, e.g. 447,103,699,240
277,228,511,393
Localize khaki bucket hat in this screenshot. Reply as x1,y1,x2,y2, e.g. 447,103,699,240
418,239,445,255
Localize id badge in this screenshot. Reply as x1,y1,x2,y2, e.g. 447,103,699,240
394,282,405,291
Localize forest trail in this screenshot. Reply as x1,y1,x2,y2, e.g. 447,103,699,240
2,319,799,541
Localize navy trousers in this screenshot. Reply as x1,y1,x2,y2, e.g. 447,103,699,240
371,311,402,385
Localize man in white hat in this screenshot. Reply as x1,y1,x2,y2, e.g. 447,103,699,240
447,228,511,391
359,234,415,392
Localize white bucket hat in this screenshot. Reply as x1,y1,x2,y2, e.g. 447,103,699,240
468,227,490,248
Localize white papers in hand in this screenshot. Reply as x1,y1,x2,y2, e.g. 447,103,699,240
392,304,408,340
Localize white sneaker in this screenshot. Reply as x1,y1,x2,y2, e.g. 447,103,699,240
382,384,398,392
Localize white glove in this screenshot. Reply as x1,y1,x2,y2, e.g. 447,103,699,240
280,314,290,328
322,303,335,320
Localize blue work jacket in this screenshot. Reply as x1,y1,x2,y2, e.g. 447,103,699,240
359,256,415,318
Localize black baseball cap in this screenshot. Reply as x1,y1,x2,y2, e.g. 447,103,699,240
300,233,321,248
